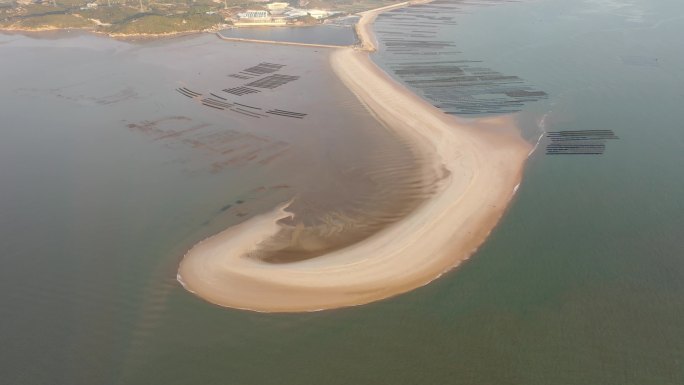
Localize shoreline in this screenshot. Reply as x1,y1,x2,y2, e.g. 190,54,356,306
0,25,217,41
355,1,413,51
0,2,414,43
177,0,531,312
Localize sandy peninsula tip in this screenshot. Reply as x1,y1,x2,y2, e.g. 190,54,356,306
177,1,531,312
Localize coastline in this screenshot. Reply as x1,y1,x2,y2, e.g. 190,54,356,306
355,1,411,51
0,25,216,41
177,0,531,312
0,2,413,43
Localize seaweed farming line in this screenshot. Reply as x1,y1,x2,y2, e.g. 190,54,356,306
177,89,194,98
176,87,307,120
127,117,292,174
176,88,202,98
547,130,619,140
223,86,261,96
228,63,287,80
234,103,261,110
545,130,619,155
245,74,301,90
210,93,227,100
374,0,546,116
266,109,307,119
177,61,308,119
242,62,286,75
202,98,233,108
231,108,263,118
180,87,201,96
202,103,224,110
225,62,301,95
229,74,253,80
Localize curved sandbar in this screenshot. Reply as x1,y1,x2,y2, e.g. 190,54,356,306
177,2,531,312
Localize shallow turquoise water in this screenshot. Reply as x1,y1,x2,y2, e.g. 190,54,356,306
1,0,683,383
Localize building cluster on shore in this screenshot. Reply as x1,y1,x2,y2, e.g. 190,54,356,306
233,2,339,26
1,0,345,35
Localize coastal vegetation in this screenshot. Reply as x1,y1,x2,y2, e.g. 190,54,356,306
6,12,93,28
106,13,223,34
0,0,397,35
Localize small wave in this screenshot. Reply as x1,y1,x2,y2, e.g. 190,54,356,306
176,273,195,293
528,111,551,157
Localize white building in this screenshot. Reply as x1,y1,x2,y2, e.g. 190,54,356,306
238,10,271,20
285,9,308,18
284,8,331,19
306,9,330,19
266,2,289,11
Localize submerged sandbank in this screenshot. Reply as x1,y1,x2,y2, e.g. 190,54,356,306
177,2,531,312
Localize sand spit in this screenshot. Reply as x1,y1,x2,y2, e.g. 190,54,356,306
177,1,531,312
355,0,432,51
356,1,408,51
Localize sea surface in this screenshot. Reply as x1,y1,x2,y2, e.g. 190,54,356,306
1,0,684,383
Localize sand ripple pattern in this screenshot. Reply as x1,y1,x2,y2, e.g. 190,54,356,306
255,133,446,263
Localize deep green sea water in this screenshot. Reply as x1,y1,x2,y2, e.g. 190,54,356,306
1,0,683,384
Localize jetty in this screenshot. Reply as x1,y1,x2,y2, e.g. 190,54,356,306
216,32,347,49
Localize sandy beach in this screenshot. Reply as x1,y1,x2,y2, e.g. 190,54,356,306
177,1,531,312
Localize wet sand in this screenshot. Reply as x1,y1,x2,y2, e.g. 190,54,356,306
177,2,531,312
355,1,414,51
